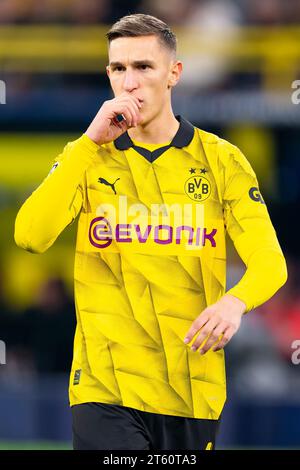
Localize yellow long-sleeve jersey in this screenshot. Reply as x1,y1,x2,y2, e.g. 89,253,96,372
14,116,287,420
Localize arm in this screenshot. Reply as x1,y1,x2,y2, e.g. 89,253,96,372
14,134,100,254
14,93,143,254
184,141,288,354
222,142,288,312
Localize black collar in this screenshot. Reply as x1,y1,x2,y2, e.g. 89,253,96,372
114,115,195,151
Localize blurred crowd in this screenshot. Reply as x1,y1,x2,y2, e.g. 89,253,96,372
226,255,300,399
0,277,75,377
1,0,300,25
2,0,299,103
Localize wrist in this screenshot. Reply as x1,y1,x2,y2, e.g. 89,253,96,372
84,128,101,145
219,293,247,315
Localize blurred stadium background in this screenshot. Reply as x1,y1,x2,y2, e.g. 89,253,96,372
1,0,300,450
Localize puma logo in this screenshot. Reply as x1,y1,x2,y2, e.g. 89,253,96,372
98,177,120,194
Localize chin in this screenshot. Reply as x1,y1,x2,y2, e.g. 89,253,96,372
139,113,155,127
138,115,146,127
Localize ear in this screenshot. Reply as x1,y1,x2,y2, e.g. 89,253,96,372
168,60,183,89
106,65,110,78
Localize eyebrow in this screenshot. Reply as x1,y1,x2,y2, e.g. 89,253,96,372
109,60,155,68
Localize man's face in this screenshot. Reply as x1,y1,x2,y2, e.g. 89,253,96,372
107,35,182,125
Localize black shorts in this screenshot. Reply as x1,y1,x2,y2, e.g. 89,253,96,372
71,402,221,450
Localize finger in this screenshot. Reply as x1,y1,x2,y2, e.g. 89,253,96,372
190,317,219,352
123,101,141,127
116,120,129,135
112,116,127,131
199,321,228,355
118,96,141,125
123,100,140,126
212,326,235,352
112,96,141,127
123,95,141,112
184,313,210,344
112,115,124,128
119,93,142,111
117,106,134,127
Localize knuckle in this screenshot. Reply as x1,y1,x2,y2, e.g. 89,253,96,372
211,333,219,341
202,327,211,335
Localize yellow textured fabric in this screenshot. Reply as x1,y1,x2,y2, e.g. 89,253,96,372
14,119,287,420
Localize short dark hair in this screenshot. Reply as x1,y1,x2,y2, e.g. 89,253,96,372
106,13,177,56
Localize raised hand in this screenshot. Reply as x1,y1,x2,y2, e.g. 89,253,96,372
85,92,142,145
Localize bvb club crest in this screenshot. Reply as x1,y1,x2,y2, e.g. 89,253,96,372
184,168,211,202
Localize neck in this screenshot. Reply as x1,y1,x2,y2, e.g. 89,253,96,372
128,107,179,144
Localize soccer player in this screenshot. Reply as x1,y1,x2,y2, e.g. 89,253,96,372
14,14,288,450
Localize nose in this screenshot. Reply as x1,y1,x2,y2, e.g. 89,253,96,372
123,69,139,93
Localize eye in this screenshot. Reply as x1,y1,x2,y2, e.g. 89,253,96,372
112,66,125,72
139,64,150,70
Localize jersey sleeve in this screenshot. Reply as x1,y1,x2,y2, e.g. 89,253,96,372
14,133,100,254
220,140,288,313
